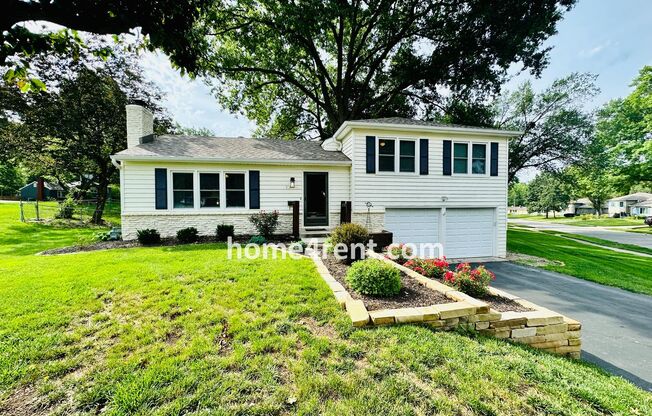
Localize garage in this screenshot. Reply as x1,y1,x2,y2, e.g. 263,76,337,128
384,208,441,256
444,208,495,258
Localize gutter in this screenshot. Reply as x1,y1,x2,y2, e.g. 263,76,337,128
110,156,122,169
332,121,524,141
109,155,352,166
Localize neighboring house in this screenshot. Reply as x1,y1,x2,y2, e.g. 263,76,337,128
565,198,607,215
607,193,652,216
631,199,652,216
508,206,529,215
19,181,65,200
111,104,519,259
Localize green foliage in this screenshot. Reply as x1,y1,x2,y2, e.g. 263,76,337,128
176,227,198,244
330,223,370,262
203,0,576,139
216,224,234,241
136,229,161,245
55,194,76,219
173,123,216,136
249,211,280,239
596,66,652,190
494,73,598,183
444,264,494,297
95,230,112,241
508,182,529,207
346,259,401,297
0,163,25,196
526,172,572,217
248,235,266,245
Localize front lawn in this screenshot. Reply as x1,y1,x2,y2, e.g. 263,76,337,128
539,230,652,256
508,228,652,295
1,204,651,414
509,214,644,227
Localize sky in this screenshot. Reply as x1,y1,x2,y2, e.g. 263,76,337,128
140,0,652,138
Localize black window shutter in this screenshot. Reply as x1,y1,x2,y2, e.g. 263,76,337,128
443,140,452,176
366,136,376,173
154,168,167,209
249,170,260,209
419,139,429,175
490,142,499,176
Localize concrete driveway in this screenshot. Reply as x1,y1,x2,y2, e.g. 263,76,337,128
483,261,652,392
510,218,652,249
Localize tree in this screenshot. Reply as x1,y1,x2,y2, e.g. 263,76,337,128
4,47,172,223
596,66,652,190
0,163,25,196
2,0,211,90
508,182,528,207
526,172,572,218
173,123,216,136
199,0,576,139
494,73,599,183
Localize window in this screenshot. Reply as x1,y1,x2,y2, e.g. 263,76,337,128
225,173,245,207
399,140,416,172
172,172,194,208
200,173,220,208
620,202,624,207
378,139,395,172
471,144,486,174
453,143,468,174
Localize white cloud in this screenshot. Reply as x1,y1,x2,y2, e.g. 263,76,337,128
140,52,255,136
579,41,614,58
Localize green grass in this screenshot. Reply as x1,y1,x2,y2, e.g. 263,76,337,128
509,214,644,227
538,230,652,256
1,205,651,414
508,228,652,295
622,226,652,235
18,200,121,226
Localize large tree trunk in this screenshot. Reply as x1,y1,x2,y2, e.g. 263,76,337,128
92,178,110,224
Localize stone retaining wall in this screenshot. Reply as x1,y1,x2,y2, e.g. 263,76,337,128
311,250,581,358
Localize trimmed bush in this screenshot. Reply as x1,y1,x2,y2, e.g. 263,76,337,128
137,229,161,245
384,243,413,265
249,210,280,239
444,263,494,297
330,223,369,263
177,227,198,244
249,235,266,245
346,258,401,297
216,224,234,241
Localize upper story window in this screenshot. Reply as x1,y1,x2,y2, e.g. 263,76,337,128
226,173,246,207
399,140,416,172
453,143,468,174
620,201,624,207
172,172,194,208
200,173,220,208
472,144,486,174
378,139,395,172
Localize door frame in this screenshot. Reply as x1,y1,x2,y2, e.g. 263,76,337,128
303,172,329,227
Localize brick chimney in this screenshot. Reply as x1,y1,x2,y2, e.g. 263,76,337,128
126,101,154,148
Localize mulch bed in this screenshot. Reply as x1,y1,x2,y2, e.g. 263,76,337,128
479,294,531,313
322,254,451,311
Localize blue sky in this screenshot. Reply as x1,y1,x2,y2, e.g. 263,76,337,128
141,0,652,135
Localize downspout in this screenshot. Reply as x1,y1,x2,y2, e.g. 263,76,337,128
110,156,125,216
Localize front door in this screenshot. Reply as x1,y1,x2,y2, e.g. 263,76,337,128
304,172,328,226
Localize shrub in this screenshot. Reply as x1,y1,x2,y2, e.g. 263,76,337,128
216,224,234,241
444,263,494,297
177,227,198,244
137,229,161,245
55,194,75,219
249,211,279,239
95,230,111,241
330,223,369,263
404,257,449,279
346,258,401,297
384,243,413,265
249,235,266,245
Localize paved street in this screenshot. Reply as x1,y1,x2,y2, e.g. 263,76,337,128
484,261,652,392
510,218,652,249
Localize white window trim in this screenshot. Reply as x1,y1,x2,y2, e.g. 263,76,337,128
452,141,490,176
375,136,420,175
168,169,250,211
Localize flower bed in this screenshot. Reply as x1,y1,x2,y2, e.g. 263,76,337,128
310,250,583,358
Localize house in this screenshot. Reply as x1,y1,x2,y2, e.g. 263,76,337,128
565,198,607,215
631,199,652,217
19,180,65,201
607,193,652,216
111,104,519,259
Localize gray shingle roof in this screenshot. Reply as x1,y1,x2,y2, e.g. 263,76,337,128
113,135,350,163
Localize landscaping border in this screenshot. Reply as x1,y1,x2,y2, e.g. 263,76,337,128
311,250,582,358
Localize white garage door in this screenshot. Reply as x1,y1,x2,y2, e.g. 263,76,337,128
384,209,440,256
445,208,495,258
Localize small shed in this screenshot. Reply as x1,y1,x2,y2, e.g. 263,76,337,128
19,181,65,201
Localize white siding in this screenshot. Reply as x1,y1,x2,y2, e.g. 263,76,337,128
344,128,509,257
121,161,350,230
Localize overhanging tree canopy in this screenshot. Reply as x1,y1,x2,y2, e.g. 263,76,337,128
199,0,576,139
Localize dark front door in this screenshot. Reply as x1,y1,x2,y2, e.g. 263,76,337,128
304,172,328,226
